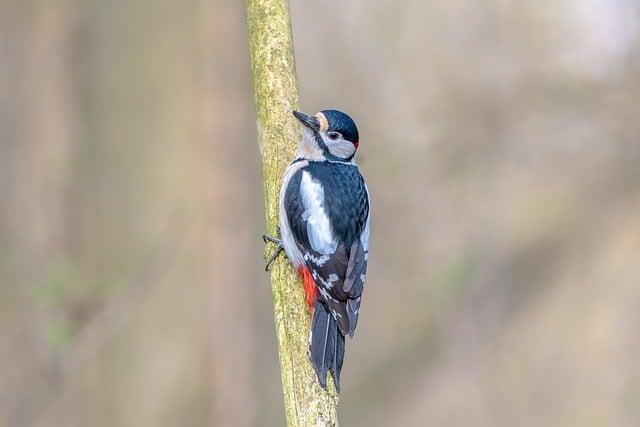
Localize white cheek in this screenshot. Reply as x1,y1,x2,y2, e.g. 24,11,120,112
326,139,356,159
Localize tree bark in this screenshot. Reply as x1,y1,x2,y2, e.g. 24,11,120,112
245,0,339,425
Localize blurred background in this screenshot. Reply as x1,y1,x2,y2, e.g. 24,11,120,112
1,0,640,425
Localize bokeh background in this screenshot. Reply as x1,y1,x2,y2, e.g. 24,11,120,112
2,0,640,425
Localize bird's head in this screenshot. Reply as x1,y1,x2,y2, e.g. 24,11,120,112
293,109,360,161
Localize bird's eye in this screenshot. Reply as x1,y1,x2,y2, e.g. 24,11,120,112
327,132,340,140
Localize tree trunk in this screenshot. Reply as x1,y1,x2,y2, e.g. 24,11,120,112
245,0,339,425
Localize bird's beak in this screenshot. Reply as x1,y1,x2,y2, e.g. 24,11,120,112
293,110,320,131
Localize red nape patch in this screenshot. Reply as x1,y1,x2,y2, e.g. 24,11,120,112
298,266,318,309
353,140,360,149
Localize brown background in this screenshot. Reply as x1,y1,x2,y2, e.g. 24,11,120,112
1,0,640,425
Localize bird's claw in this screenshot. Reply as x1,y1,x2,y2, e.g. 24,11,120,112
262,234,281,245
264,244,283,271
263,226,283,271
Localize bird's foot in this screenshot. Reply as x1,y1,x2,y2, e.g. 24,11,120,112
263,227,283,271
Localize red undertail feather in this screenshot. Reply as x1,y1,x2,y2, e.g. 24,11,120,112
298,266,318,309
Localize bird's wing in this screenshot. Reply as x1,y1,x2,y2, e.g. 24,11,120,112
342,202,369,336
284,163,369,336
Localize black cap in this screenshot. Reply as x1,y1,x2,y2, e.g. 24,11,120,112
321,110,359,144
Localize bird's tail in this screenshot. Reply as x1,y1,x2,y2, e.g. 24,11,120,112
309,300,345,392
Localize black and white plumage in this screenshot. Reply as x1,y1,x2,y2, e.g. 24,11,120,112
277,109,370,392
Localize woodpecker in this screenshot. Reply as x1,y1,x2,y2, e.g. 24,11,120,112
263,109,370,392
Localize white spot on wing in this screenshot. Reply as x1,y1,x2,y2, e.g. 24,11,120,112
319,287,331,300
316,272,339,290
300,171,337,254
304,252,330,267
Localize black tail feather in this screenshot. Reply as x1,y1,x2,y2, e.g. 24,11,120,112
309,300,346,392
333,326,345,392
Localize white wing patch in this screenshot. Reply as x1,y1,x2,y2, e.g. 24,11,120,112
300,171,337,254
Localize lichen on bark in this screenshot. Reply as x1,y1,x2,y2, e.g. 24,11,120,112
245,0,339,425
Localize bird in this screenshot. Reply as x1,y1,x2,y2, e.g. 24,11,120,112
263,109,370,392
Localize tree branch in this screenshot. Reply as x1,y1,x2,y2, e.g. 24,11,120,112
245,0,339,425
